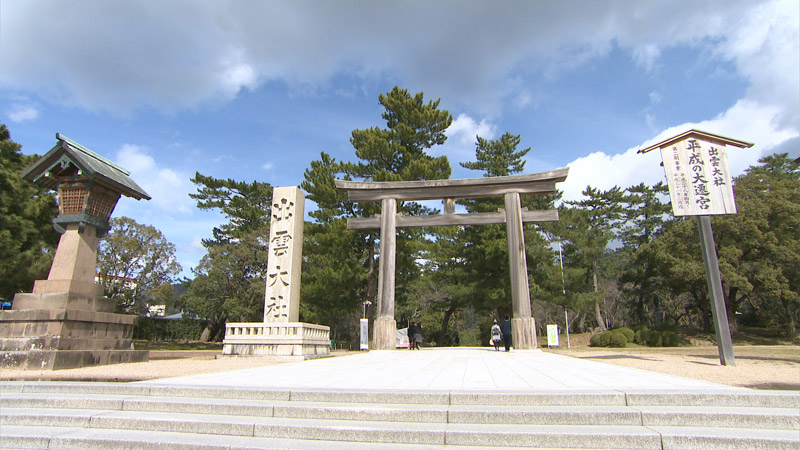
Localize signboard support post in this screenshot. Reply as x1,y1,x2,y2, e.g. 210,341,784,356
697,216,736,366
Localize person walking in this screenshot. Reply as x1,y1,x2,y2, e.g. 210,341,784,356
412,322,423,350
407,322,416,350
490,320,503,351
500,316,513,352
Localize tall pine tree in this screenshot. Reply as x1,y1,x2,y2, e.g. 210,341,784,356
301,87,453,340
0,124,59,300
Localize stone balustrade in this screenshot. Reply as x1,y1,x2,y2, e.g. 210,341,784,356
222,322,331,359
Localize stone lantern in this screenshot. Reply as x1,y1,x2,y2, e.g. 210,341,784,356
0,134,151,370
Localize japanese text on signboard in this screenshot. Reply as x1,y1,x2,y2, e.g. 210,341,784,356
660,139,736,216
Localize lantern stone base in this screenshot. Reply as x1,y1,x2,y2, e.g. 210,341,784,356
511,316,538,350
0,289,148,370
222,322,330,361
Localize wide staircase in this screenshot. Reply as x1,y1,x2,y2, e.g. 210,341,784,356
1,381,798,449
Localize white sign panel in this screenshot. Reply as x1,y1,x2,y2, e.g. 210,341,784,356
660,138,737,216
546,324,559,347
360,318,369,350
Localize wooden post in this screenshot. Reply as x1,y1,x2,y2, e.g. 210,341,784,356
374,198,397,350
504,192,536,349
697,216,736,365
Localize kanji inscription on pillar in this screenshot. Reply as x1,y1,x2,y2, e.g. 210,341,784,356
660,138,736,216
264,187,305,323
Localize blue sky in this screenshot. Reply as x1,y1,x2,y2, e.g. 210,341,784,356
2,0,798,277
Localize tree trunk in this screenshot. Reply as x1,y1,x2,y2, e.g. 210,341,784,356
725,286,739,335
592,267,606,330
575,311,587,333
199,316,226,342
780,295,798,338
199,326,212,343
439,306,455,346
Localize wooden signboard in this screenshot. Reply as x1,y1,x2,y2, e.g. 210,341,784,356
639,130,753,366
660,138,736,216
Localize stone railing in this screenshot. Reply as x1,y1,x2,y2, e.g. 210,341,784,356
224,322,330,345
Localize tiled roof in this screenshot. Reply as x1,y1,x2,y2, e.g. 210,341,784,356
20,134,151,200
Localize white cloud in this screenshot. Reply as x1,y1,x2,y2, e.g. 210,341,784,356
262,161,274,170
649,92,662,105
218,49,258,98
560,97,798,202
632,44,661,72
435,114,497,164
8,103,39,122
115,144,195,214
447,114,496,146
2,0,791,120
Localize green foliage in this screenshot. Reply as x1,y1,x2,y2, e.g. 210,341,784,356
727,154,800,337
457,132,557,327
636,328,679,347
459,132,530,177
189,172,273,246
184,175,274,341
345,86,452,182
640,153,799,337
616,182,673,325
552,186,626,330
0,124,59,300
589,330,627,347
632,325,650,344
615,326,634,342
133,317,207,341
301,218,368,340
98,217,182,314
301,87,455,343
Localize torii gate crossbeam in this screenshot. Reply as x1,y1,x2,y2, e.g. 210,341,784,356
335,168,569,350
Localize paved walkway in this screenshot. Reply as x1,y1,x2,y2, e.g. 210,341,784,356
139,348,744,391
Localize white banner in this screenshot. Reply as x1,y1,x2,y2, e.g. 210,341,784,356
660,138,736,216
360,319,369,350
547,324,559,347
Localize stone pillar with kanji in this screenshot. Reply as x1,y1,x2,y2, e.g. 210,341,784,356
264,186,305,323
221,186,330,360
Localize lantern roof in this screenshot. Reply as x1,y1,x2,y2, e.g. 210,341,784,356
20,134,151,200
637,129,754,154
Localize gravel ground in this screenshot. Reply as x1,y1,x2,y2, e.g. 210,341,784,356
546,345,800,390
2,346,797,390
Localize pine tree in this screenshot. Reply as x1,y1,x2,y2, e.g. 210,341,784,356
0,124,59,300
302,87,454,340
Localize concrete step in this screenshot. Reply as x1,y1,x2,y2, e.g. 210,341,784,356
3,420,798,450
0,425,636,450
1,382,798,449
2,405,798,449
3,381,798,408
4,391,798,429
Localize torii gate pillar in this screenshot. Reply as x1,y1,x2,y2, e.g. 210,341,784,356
374,198,398,350
505,192,536,349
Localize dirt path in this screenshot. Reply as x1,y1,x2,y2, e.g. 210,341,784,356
545,345,800,390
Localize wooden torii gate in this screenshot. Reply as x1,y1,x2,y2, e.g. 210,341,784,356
335,168,569,350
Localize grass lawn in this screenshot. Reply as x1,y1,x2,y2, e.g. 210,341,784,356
133,340,222,351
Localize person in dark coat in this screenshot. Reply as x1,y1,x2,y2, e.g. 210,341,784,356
500,316,513,352
412,323,423,350
407,322,416,350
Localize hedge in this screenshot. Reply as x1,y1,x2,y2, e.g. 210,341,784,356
589,330,627,348
133,317,208,341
